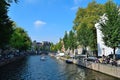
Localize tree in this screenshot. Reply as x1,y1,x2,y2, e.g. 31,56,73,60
100,0,120,58
63,31,69,50
68,30,77,51
77,22,92,55
50,43,57,52
0,0,18,49
10,27,32,51
0,0,13,49
73,1,105,56
56,38,62,51
50,39,63,52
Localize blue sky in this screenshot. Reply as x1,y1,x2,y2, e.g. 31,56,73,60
8,0,120,43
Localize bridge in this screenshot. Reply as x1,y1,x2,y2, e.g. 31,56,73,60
30,50,49,55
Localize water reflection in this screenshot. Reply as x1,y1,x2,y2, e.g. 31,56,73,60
0,55,119,80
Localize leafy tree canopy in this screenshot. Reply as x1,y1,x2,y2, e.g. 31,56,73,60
73,0,105,51
10,27,32,50
100,0,120,55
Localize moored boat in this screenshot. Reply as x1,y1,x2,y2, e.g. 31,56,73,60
66,59,73,63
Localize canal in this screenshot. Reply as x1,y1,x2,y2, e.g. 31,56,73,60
0,55,119,80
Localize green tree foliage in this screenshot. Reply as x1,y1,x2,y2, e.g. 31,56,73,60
50,39,62,52
0,0,13,49
77,22,92,54
100,0,120,56
10,27,32,50
73,1,105,54
50,43,57,52
68,30,77,50
63,31,69,50
56,38,62,51
73,1,105,30
0,0,18,49
77,23,96,55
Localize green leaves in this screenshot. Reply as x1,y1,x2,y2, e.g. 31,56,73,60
10,27,31,50
100,0,120,54
0,0,32,51
73,1,105,52
0,0,14,49
77,23,87,46
63,31,69,50
50,40,62,52
62,30,77,51
68,30,77,50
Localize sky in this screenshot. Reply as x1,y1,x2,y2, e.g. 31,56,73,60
8,0,120,43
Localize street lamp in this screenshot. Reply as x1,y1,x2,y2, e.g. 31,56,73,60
102,48,105,56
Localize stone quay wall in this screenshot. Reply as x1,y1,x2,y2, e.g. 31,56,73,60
78,60,120,78
0,55,25,67
49,53,120,78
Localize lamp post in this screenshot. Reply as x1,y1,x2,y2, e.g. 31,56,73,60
102,48,105,56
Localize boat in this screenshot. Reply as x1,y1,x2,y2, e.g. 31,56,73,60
41,56,45,61
66,59,73,63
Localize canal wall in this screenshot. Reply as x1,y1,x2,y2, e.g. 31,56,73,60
49,54,120,78
78,60,120,78
0,55,25,67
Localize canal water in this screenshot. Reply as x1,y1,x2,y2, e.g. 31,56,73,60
0,55,119,80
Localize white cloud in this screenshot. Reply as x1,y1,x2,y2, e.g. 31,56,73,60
70,6,78,10
34,20,46,28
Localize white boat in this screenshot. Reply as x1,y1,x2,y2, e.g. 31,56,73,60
41,56,45,60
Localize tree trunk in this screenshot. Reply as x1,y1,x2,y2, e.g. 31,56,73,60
113,47,116,60
84,46,88,58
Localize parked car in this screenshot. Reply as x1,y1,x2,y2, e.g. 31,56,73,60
108,54,120,60
87,57,97,62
